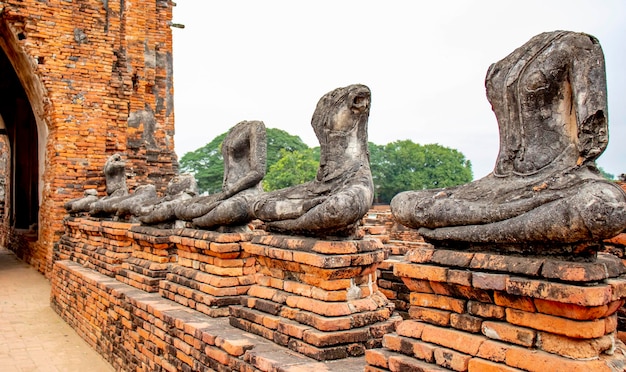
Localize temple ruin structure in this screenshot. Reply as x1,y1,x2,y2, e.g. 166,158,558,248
0,0,178,273
2,2,626,370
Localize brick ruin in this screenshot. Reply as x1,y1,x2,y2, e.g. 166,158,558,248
4,2,626,372
49,209,626,371
0,0,178,275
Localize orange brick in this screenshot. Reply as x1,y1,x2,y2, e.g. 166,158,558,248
494,292,536,312
395,262,448,282
476,339,509,362
607,277,626,301
538,332,613,359
431,249,474,267
421,324,487,355
533,298,609,320
605,314,618,334
447,269,473,287
395,319,426,339
204,345,231,365
382,333,414,356
430,282,493,302
410,293,466,313
404,246,435,263
450,313,483,333
506,277,612,307
473,272,508,291
409,306,451,326
365,348,391,369
468,358,524,372
481,321,536,347
434,346,471,371
467,300,506,319
388,352,442,371
505,344,615,372
505,308,607,339
401,278,433,293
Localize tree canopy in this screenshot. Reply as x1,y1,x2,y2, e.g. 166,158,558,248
369,140,472,203
263,148,320,191
179,128,309,194
179,128,473,202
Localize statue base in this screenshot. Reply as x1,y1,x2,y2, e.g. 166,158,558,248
161,228,258,317
116,226,177,292
55,217,138,277
230,234,401,361
366,244,626,371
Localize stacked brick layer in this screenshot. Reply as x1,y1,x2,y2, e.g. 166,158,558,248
366,245,626,371
230,234,400,361
50,260,367,372
116,226,177,293
55,217,138,276
161,228,259,317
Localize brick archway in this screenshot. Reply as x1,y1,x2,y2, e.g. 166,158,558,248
0,17,48,251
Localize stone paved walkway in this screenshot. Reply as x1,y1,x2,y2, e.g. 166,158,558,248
0,247,114,372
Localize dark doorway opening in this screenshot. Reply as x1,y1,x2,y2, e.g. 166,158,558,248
0,48,39,231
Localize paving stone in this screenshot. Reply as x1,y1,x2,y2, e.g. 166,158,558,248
0,248,114,372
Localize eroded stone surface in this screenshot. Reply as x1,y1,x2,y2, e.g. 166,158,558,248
130,173,198,226
252,84,374,239
391,31,626,254
175,120,267,230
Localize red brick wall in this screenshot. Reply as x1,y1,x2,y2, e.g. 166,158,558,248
1,0,178,275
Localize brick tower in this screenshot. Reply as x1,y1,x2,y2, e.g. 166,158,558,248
0,0,178,275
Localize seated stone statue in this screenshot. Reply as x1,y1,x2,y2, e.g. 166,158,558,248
174,120,266,230
114,184,158,219
391,31,626,254
64,189,98,215
130,173,198,226
251,84,374,238
88,153,130,216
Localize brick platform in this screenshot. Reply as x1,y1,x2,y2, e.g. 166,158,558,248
230,234,401,361
50,260,366,372
55,217,138,277
116,226,177,293
366,245,626,371
161,228,260,317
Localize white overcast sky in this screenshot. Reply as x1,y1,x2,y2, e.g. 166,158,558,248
171,1,625,179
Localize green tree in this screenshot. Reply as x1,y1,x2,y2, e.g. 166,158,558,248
371,140,472,203
266,128,310,167
368,142,387,203
179,132,227,194
263,148,320,191
179,128,310,194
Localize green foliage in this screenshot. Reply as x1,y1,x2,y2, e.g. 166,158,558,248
179,132,227,194
266,128,310,166
263,148,320,191
369,140,473,203
178,128,309,194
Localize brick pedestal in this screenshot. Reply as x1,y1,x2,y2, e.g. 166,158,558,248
55,217,138,277
116,226,177,292
51,260,367,372
160,228,258,317
230,234,401,361
366,244,626,371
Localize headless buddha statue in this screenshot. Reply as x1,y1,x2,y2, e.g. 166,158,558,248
391,31,626,254
251,84,374,238
174,120,266,230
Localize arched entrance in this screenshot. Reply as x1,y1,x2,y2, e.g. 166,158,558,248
0,48,39,232
0,19,48,257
